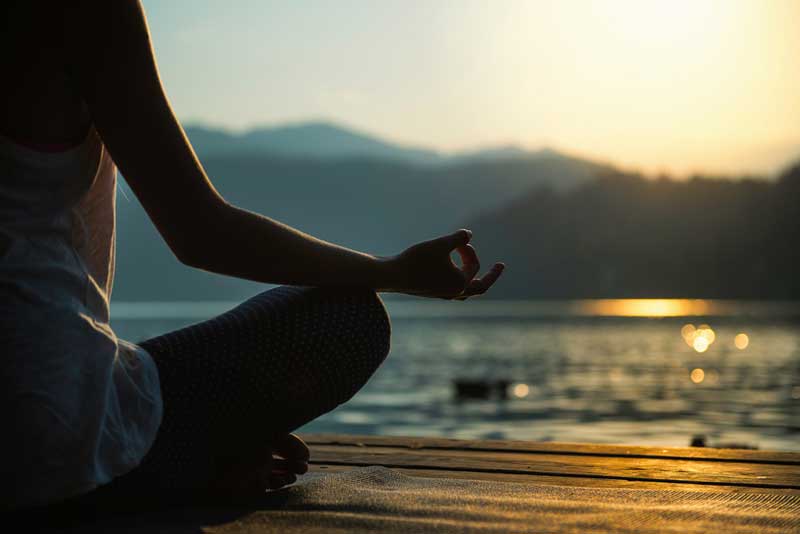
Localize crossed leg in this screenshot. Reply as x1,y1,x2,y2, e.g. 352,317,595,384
88,286,391,505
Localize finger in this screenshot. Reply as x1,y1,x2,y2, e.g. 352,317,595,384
273,433,310,462
433,228,472,252
463,262,505,296
456,244,480,280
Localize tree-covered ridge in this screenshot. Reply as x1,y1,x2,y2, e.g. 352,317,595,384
113,121,798,300
469,162,800,299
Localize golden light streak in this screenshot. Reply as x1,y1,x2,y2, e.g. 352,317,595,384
582,299,709,318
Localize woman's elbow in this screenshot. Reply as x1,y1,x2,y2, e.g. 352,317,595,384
160,200,230,269
172,241,204,269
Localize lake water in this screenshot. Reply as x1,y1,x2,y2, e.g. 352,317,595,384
111,299,800,452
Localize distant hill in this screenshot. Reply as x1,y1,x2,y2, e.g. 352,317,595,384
465,162,800,299
183,121,573,166
114,120,797,302
113,122,607,301
185,121,441,164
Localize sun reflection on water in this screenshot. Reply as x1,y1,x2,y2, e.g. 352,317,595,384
690,368,705,384
705,369,720,385
511,383,530,398
582,299,709,317
681,323,696,339
681,323,716,352
734,333,750,350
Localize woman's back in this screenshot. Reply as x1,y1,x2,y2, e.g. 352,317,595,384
0,3,163,510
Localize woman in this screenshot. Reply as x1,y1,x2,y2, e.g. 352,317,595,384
0,1,504,511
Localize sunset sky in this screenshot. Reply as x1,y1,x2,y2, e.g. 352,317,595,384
142,0,800,177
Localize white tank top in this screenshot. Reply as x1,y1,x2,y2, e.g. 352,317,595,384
0,127,162,510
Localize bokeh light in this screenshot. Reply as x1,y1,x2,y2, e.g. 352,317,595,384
512,383,530,398
681,324,696,341
697,324,715,344
692,337,710,353
682,323,715,352
690,368,705,384
734,333,749,350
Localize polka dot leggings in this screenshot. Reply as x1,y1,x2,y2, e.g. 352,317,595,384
87,286,391,503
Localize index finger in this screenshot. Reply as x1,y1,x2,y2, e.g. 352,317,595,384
463,262,505,296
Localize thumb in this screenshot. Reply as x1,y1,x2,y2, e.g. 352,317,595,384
434,229,472,251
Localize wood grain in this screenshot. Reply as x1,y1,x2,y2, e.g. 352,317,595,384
299,434,800,490
301,433,800,464
308,464,800,495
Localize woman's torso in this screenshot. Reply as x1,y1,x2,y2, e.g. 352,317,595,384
1,5,163,510
0,126,163,511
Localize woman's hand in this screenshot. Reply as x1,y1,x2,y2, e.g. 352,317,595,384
386,229,505,300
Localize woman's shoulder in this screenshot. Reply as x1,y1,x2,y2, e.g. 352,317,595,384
0,3,92,147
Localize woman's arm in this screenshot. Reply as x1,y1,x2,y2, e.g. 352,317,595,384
61,1,503,298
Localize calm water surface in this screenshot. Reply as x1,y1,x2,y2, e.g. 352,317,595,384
112,299,800,451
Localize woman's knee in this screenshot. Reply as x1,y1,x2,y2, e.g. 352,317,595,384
356,289,392,364
306,287,391,402
241,285,390,356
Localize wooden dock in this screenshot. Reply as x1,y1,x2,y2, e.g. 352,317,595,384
302,433,800,493
43,434,800,533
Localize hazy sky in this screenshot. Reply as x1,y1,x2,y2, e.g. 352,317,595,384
142,0,800,176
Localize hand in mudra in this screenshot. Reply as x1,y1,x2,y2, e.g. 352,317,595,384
391,229,505,300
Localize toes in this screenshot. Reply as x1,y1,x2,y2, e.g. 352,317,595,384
267,472,297,490
274,434,310,462
272,458,309,474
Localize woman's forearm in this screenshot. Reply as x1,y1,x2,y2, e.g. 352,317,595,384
181,201,397,290
62,3,395,291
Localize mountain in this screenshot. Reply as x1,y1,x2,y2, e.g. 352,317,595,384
183,122,574,167
112,120,798,302
450,145,556,163
113,122,608,302
463,162,800,299
184,121,441,164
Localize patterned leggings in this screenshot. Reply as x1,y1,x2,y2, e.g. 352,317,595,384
81,286,391,505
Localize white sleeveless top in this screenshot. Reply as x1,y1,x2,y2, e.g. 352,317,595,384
0,127,163,510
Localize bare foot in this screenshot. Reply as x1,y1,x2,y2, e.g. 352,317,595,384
209,434,310,498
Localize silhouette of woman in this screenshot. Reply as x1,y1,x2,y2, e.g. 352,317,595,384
0,1,503,511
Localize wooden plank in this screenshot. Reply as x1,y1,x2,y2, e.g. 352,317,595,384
301,433,800,465
306,443,800,489
308,464,800,495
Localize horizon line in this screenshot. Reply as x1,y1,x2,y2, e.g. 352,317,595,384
180,117,799,180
